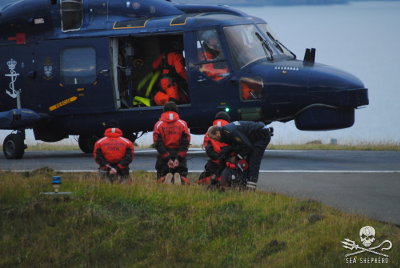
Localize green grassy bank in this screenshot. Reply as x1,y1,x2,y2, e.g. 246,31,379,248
1,170,399,267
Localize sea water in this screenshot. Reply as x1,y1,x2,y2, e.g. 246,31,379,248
239,1,400,144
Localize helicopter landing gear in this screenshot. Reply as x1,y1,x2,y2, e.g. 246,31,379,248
124,131,144,143
3,131,27,159
78,135,99,154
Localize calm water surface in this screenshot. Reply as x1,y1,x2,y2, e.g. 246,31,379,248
240,1,400,144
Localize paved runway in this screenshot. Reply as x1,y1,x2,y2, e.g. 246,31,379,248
1,149,399,224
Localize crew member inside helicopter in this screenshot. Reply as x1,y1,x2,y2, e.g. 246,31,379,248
126,35,189,107
198,29,229,81
152,36,189,106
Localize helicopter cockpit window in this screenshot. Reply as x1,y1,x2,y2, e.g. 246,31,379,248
224,25,270,69
61,0,83,32
196,29,230,81
61,47,96,85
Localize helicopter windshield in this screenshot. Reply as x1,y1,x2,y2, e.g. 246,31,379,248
224,24,270,69
224,24,295,69
257,23,295,59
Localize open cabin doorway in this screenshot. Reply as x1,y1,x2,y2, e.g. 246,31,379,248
110,33,190,110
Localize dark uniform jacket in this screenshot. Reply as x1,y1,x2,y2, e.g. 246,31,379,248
219,121,267,157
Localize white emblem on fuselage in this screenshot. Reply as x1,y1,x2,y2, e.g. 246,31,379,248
43,56,54,80
5,58,21,99
44,65,53,78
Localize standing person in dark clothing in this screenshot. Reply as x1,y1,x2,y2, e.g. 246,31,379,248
153,101,191,184
207,121,273,190
94,124,134,183
198,111,231,185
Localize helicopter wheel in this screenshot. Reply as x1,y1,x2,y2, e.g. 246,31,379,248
123,131,145,146
123,132,137,143
78,135,99,154
3,133,26,159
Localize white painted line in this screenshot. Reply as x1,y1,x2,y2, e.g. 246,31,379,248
259,170,400,173
3,169,399,173
167,170,400,174
134,149,306,154
135,149,205,155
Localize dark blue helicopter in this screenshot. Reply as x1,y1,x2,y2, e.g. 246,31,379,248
0,0,368,159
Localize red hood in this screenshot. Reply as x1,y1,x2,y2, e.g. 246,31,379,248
104,128,123,138
160,111,180,123
213,119,229,127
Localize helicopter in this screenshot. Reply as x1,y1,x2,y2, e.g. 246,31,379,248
0,0,368,159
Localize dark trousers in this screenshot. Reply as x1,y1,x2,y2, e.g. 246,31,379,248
98,165,130,183
199,160,224,180
155,155,188,179
248,136,271,183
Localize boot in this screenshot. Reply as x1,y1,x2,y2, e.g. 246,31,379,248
173,173,181,185
164,173,173,184
246,181,257,191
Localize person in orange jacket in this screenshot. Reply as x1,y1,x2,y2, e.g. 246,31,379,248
94,123,134,183
198,30,229,81
153,101,191,184
198,111,231,185
152,40,189,106
199,51,229,82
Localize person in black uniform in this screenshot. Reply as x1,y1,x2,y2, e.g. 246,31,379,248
207,121,273,190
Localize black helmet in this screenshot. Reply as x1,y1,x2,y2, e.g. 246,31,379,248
105,120,119,128
163,101,178,112
215,111,231,122
201,30,220,52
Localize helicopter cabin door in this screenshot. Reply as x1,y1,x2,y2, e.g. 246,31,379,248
185,29,233,122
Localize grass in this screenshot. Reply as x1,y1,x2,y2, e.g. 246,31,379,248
25,144,81,151
1,170,399,267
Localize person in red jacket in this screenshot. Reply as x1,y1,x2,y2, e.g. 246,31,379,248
152,41,189,106
94,124,134,183
153,101,191,184
198,111,231,185
198,30,229,81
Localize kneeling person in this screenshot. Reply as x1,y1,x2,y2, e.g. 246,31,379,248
94,127,134,183
207,121,272,190
198,111,231,185
153,102,191,184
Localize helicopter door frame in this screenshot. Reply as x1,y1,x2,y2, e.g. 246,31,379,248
110,38,122,109
110,33,190,110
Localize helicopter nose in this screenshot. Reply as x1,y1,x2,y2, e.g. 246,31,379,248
307,64,369,108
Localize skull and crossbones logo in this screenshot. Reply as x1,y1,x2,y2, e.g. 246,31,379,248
360,226,375,247
341,226,392,258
